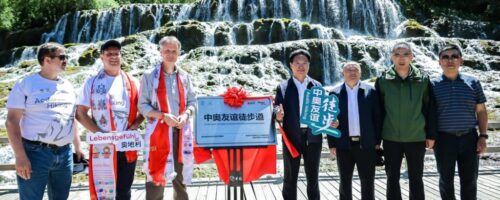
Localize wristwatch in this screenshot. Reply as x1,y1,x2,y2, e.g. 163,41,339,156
479,134,489,139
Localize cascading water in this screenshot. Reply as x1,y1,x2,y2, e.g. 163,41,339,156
41,13,69,44
38,0,404,46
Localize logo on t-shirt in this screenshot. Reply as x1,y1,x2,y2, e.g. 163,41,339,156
96,84,107,95
99,115,108,127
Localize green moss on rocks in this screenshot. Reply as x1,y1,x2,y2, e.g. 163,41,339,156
18,60,38,69
64,43,79,48
282,18,291,25
62,65,80,75
0,81,15,108
397,19,436,38
78,46,99,66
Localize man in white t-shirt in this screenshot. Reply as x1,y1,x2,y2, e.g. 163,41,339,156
76,40,144,200
5,42,84,200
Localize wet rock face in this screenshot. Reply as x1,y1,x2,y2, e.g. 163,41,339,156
2,27,51,50
156,20,207,52
427,16,499,40
214,23,232,46
78,46,99,66
396,20,438,38
398,0,500,40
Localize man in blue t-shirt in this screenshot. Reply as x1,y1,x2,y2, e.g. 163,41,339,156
431,44,489,200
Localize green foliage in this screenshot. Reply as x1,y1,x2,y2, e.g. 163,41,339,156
5,0,94,31
116,0,198,3
0,0,198,32
0,0,14,31
94,0,120,9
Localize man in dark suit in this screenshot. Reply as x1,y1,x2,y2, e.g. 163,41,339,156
274,49,322,200
327,61,382,200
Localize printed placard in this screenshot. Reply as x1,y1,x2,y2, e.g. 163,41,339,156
86,130,144,151
195,96,276,148
300,86,341,137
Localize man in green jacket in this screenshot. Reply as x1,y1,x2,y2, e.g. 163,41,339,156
375,42,436,200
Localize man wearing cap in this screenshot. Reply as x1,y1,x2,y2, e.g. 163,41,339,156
76,39,144,200
138,36,197,200
5,42,84,200
274,49,322,200
375,42,436,200
431,44,488,200
328,61,382,200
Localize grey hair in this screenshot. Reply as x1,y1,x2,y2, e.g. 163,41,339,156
391,42,413,54
159,36,182,51
37,42,65,65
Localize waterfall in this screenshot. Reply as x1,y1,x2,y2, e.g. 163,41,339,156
194,0,211,21
91,11,110,42
246,23,254,44
177,4,193,21
288,0,301,20
128,6,137,35
7,47,37,67
273,0,283,18
258,0,266,18
38,0,405,44
41,13,69,44
320,41,341,85
69,11,81,43
237,0,244,21
77,12,93,43
154,5,165,29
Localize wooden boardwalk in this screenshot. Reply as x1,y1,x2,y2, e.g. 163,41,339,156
1,167,499,200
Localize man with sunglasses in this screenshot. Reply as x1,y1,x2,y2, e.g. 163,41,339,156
375,42,437,200
431,44,488,200
5,42,84,200
76,39,144,200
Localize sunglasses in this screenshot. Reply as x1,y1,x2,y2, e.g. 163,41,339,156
440,54,460,61
50,54,68,60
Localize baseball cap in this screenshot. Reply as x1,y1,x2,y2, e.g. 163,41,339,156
100,39,121,53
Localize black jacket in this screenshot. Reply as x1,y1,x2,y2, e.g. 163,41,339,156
327,82,382,150
274,77,322,153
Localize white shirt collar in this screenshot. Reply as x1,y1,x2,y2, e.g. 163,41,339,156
293,76,310,87
345,81,360,91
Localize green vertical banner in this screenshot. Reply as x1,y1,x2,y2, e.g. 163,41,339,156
300,86,341,138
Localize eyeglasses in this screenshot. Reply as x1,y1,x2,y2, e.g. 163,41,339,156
440,54,461,61
50,54,68,61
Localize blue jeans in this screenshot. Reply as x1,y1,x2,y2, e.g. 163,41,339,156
17,140,73,200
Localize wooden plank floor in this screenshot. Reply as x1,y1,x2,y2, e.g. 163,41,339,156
1,167,499,200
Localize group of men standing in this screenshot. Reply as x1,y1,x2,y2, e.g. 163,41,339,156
275,43,489,200
6,36,196,200
5,37,489,200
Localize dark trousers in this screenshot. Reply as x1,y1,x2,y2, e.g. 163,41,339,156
434,130,479,200
383,140,425,200
336,143,375,200
146,128,188,200
282,129,322,200
116,151,137,200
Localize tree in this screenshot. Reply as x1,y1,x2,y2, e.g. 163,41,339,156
0,0,14,31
